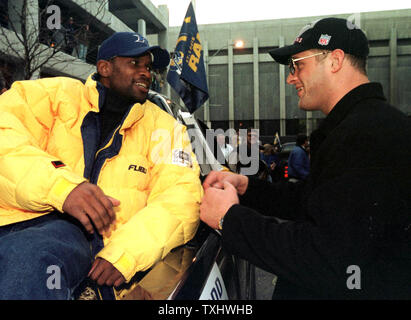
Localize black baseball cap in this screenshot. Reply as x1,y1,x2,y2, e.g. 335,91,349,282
97,32,170,69
269,17,369,65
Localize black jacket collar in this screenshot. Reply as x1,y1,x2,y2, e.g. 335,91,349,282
310,82,387,152
319,82,386,136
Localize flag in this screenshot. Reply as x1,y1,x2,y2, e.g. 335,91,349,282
167,2,209,113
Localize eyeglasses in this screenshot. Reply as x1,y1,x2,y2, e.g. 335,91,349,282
288,52,328,75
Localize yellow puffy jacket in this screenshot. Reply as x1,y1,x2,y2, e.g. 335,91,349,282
0,75,202,283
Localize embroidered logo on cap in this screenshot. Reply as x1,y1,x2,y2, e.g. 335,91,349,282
133,34,148,45
318,34,331,46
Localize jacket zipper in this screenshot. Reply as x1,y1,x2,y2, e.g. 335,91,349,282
90,125,122,184
94,125,121,160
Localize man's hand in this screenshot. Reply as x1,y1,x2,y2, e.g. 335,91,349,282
88,258,126,287
62,182,120,235
200,181,239,229
203,171,249,195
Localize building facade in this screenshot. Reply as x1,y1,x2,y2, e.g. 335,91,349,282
154,9,411,136
1,2,409,138
0,0,169,82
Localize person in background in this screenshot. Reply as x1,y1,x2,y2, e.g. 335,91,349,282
226,130,240,172
76,24,92,62
287,134,310,182
64,17,77,55
216,133,234,161
260,144,280,182
234,128,264,180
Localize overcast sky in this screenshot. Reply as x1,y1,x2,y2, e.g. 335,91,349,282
151,0,410,26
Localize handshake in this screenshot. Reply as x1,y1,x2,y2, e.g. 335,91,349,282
200,171,249,230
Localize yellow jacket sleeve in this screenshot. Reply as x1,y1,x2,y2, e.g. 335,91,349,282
0,80,86,216
96,123,203,282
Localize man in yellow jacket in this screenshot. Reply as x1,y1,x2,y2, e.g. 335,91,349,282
0,32,202,299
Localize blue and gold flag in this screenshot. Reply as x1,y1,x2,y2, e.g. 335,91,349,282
167,2,209,113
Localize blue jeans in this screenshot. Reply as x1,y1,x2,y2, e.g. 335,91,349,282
77,44,88,61
0,212,95,299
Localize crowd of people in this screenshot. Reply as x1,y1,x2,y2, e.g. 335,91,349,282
50,16,94,62
215,128,310,184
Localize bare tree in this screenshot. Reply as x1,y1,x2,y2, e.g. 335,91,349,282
0,0,109,80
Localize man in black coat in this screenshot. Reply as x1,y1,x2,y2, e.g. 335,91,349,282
200,17,411,299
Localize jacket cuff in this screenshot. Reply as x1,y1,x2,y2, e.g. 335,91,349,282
48,175,85,212
239,177,265,206
221,204,242,242
96,247,137,282
221,204,260,252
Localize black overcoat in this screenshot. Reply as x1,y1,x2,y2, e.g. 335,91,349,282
222,83,411,299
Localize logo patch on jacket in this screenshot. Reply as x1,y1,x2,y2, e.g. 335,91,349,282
51,161,66,168
172,149,192,168
128,165,147,174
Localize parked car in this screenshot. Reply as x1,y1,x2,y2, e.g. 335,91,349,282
278,142,296,161
277,142,296,181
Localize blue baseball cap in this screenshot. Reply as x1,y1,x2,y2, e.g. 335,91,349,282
97,32,170,69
